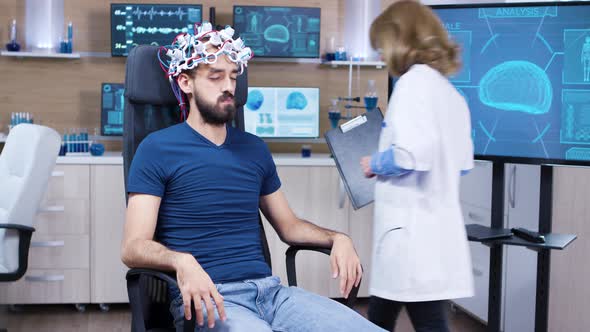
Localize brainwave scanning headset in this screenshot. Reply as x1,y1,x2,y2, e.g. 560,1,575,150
157,22,253,120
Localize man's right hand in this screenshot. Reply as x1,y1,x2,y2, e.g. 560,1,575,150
175,254,226,328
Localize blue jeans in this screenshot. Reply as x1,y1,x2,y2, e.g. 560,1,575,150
170,276,385,332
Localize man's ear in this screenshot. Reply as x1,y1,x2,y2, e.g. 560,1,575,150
177,72,194,95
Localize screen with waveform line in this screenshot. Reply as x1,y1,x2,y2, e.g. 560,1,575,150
111,3,202,56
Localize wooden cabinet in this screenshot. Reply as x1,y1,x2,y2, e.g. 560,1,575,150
0,165,90,304
3,156,588,330
90,165,128,304
263,166,349,298
454,163,542,331
549,166,590,331
348,201,373,298
1,161,375,305
263,165,374,298
0,269,90,304
85,163,375,302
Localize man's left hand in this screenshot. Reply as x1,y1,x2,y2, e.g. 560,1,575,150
330,234,363,299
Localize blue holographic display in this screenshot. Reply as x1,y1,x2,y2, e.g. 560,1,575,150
233,6,321,58
101,83,125,136
430,3,590,164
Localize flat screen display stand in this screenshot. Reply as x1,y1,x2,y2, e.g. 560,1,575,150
465,163,577,332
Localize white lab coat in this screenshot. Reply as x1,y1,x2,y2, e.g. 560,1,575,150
369,64,474,302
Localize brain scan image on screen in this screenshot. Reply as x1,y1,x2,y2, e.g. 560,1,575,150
433,4,590,162
286,91,308,110
246,89,265,111
478,60,553,115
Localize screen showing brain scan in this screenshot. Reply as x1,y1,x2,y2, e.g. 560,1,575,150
244,87,320,138
233,6,321,58
431,3,590,163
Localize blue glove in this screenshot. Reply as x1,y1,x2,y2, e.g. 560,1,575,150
461,169,471,176
370,147,411,177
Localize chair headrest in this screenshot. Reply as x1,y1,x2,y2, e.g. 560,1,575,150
124,45,248,107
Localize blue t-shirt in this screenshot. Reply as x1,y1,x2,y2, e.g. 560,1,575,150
127,122,280,287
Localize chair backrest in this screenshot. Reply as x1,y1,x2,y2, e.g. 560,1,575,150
0,124,60,273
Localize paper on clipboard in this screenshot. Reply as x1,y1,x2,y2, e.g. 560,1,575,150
340,115,367,133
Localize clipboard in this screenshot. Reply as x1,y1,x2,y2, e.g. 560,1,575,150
325,109,383,210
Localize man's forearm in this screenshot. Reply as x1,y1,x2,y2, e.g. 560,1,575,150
280,218,345,248
121,239,194,272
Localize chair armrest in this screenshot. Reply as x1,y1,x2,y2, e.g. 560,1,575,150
285,245,361,309
126,268,178,286
0,223,35,233
0,223,35,282
285,246,332,287
126,268,195,332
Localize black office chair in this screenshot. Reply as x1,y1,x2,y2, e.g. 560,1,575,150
122,45,360,332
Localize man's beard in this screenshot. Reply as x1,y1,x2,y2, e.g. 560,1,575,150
194,91,236,125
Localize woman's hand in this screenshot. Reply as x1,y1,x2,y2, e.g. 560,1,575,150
360,156,376,178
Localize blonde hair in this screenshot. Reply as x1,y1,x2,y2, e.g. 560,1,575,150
370,0,461,77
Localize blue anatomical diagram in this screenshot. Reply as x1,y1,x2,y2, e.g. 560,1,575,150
264,25,290,43
286,92,308,110
246,90,264,111
479,61,552,115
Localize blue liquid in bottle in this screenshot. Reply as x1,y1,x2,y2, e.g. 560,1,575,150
364,96,378,110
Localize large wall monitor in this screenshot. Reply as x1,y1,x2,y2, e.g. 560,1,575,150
430,2,590,166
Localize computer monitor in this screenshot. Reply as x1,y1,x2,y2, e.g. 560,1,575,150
111,3,203,56
244,87,320,138
233,5,321,58
428,2,590,166
101,83,125,136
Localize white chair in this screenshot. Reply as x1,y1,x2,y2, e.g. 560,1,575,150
0,124,60,281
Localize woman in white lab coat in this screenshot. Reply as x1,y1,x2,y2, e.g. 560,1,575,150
360,1,474,331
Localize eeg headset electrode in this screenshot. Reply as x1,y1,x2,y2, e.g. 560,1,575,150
157,22,253,120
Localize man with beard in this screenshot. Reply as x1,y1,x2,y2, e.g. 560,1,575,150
121,26,384,332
